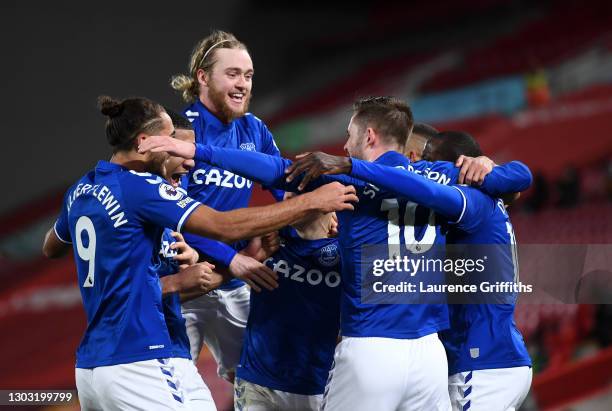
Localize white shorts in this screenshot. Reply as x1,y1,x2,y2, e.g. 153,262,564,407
76,358,195,411
174,357,217,411
181,285,250,381
448,366,532,411
321,333,451,411
234,377,322,411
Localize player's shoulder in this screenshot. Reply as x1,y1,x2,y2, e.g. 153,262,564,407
454,184,494,201
121,171,180,199
409,159,454,172
243,112,263,124
240,112,270,132
68,171,91,189
453,185,500,221
121,170,165,186
409,160,458,185
64,168,95,196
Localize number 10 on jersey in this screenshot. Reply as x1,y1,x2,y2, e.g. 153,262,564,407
381,199,437,259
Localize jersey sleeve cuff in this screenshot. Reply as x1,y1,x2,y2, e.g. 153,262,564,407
53,221,72,244
449,186,467,225
177,202,201,233
194,144,212,163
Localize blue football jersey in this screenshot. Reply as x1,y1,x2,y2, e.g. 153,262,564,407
183,101,282,288
334,158,533,374
440,187,531,374
54,161,201,368
155,228,192,360
334,152,453,338
237,228,341,395
194,148,461,339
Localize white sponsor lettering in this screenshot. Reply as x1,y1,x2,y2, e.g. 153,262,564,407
192,168,253,189
265,258,341,288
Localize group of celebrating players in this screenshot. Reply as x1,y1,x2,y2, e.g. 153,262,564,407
42,29,534,411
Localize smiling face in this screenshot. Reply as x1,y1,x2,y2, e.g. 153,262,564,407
163,128,196,187
199,48,253,123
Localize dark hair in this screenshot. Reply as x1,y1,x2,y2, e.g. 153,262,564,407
427,131,482,162
98,95,166,153
164,107,193,130
412,122,439,139
352,96,414,147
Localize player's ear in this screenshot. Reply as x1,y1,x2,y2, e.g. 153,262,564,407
197,69,209,87
365,127,376,147
135,133,148,151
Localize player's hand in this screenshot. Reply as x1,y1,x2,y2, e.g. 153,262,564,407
328,213,339,237
285,152,353,191
170,231,199,267
229,253,278,292
174,261,221,293
241,232,280,262
308,182,358,213
456,155,495,185
138,135,195,159
262,231,281,257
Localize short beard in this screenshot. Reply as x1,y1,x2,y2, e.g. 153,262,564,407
208,81,251,123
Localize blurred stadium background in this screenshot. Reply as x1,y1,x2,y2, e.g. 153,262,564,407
1,0,611,409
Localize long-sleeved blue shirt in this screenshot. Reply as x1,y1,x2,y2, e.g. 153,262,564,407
192,146,531,340
183,101,283,289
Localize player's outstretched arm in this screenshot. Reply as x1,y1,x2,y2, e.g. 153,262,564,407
285,153,460,212
184,233,279,292
139,136,291,187
412,156,532,196
183,182,358,244
200,145,362,192
349,159,465,220
138,137,354,191
285,152,352,191
480,160,533,197
161,261,226,302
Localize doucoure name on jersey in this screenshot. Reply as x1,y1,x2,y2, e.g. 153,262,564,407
406,165,452,185
192,167,253,189
67,183,128,228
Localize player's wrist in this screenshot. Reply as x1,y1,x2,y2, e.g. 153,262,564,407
190,250,199,265
160,275,179,295
345,157,353,173
302,190,327,213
